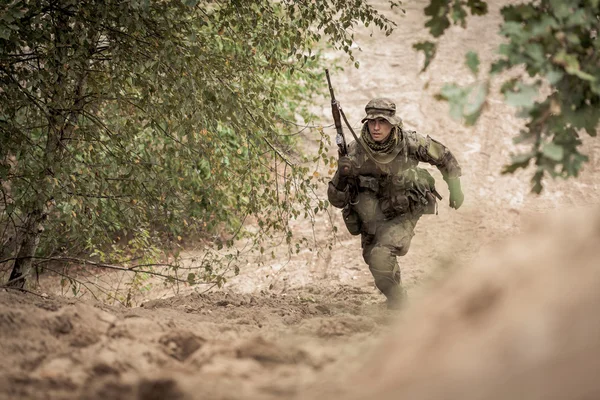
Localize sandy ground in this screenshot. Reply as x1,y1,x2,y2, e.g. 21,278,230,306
2,1,600,399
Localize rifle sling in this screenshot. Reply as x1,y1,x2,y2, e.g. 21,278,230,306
338,106,381,165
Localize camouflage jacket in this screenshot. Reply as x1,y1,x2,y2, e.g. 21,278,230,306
327,127,461,233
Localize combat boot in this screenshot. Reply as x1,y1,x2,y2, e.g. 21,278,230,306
385,286,407,310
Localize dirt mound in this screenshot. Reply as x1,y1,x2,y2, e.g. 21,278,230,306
321,207,600,400
0,284,395,400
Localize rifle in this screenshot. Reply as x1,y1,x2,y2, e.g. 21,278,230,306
325,69,379,166
325,69,348,157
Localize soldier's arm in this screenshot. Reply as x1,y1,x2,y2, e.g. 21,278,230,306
411,132,462,181
409,131,464,209
327,169,350,209
327,141,358,209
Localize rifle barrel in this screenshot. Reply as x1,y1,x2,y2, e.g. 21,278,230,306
325,69,347,156
325,69,336,102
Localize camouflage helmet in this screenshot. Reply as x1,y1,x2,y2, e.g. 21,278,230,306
360,97,403,126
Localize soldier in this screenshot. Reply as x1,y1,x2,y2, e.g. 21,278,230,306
327,98,464,309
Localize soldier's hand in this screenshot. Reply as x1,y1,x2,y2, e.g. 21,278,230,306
337,156,354,178
447,178,464,209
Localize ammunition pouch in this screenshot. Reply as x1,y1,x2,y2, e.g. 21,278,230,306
423,191,437,215
342,205,362,235
382,167,438,218
327,181,350,209
409,168,438,215
380,193,410,219
357,175,380,193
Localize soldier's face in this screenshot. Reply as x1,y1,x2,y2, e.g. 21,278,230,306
367,118,393,142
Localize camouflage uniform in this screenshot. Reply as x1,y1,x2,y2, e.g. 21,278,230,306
327,98,463,308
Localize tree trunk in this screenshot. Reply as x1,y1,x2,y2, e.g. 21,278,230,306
7,209,45,288
5,5,88,288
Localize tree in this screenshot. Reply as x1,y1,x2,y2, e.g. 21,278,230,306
414,0,599,193
0,0,400,290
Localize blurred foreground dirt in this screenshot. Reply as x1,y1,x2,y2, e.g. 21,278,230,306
2,208,599,400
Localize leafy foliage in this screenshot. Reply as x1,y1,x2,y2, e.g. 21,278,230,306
417,0,599,193
413,0,488,65
0,0,400,289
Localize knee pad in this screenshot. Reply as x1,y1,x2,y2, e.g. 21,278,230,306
365,245,401,295
366,245,394,270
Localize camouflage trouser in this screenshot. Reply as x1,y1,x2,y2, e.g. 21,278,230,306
361,213,421,303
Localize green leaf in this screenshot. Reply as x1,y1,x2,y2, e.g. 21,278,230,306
4,203,15,215
563,105,600,136
501,21,526,38
423,0,451,37
464,81,488,125
467,0,488,16
502,4,537,22
549,0,571,19
451,2,468,25
490,59,510,75
531,181,544,194
502,152,532,174
413,41,437,72
0,164,9,179
187,273,196,285
439,83,468,120
512,129,534,145
504,83,538,108
546,70,564,85
542,143,564,161
465,51,480,75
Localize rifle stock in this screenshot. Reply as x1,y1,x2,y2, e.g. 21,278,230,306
325,69,348,157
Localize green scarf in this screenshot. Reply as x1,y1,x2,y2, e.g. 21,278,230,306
361,124,399,154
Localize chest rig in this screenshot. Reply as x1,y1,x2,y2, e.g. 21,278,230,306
347,129,438,219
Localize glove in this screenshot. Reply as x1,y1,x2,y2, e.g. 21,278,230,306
337,156,354,178
331,156,354,191
447,178,464,209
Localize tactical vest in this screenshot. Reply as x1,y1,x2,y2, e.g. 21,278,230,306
344,129,437,235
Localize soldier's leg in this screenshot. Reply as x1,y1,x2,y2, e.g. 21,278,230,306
376,215,419,256
362,216,420,307
362,232,405,308
364,243,404,306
